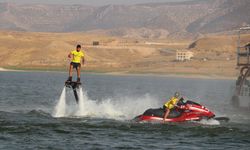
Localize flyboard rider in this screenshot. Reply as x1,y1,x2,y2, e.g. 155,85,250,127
66,44,85,83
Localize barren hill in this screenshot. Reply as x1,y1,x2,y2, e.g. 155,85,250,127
0,0,249,38
0,30,182,71
0,30,249,77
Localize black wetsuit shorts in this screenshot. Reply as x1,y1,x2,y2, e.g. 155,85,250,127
163,105,174,111
71,62,81,69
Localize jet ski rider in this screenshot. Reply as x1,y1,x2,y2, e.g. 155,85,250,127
163,92,184,122
66,44,85,83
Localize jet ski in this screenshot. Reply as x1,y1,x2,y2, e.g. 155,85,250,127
134,100,229,123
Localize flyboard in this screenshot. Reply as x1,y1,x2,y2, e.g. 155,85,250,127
65,80,82,103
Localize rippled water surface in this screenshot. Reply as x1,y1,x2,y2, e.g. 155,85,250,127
0,72,250,150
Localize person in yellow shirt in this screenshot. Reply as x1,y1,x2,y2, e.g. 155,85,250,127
163,92,181,122
66,44,85,83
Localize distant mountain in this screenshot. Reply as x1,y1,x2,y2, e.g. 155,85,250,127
186,0,250,33
0,0,249,38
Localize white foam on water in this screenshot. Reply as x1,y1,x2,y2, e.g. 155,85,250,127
52,87,160,120
198,119,220,125
74,88,160,120
52,87,66,118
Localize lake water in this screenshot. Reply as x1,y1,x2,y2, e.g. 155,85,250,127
0,72,249,149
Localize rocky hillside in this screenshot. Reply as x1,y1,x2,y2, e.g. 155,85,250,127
0,0,249,38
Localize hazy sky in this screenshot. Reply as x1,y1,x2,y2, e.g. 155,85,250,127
0,0,196,6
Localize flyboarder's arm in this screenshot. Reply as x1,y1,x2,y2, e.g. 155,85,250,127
68,52,72,58
82,57,85,65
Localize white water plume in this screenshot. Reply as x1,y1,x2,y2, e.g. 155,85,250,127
75,87,87,116
52,86,160,120
52,87,66,118
75,89,160,120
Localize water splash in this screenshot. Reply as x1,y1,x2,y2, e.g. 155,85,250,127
76,87,87,116
52,87,66,118
198,119,220,125
74,90,159,120
52,86,159,120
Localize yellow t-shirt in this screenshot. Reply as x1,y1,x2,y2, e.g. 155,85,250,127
164,97,179,109
71,50,84,63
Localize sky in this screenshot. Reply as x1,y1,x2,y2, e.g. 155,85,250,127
0,0,196,6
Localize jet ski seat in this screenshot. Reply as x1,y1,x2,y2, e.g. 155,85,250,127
143,108,182,118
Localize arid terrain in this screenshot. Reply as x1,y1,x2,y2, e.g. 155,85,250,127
0,30,249,78
0,0,249,78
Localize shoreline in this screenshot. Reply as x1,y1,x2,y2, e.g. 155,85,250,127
104,72,236,80
0,67,236,80
0,67,18,72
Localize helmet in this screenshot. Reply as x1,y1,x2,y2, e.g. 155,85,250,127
174,92,180,98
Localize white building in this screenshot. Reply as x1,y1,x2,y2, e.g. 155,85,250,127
176,50,194,61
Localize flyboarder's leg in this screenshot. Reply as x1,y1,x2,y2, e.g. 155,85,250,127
76,64,81,83
67,63,73,82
